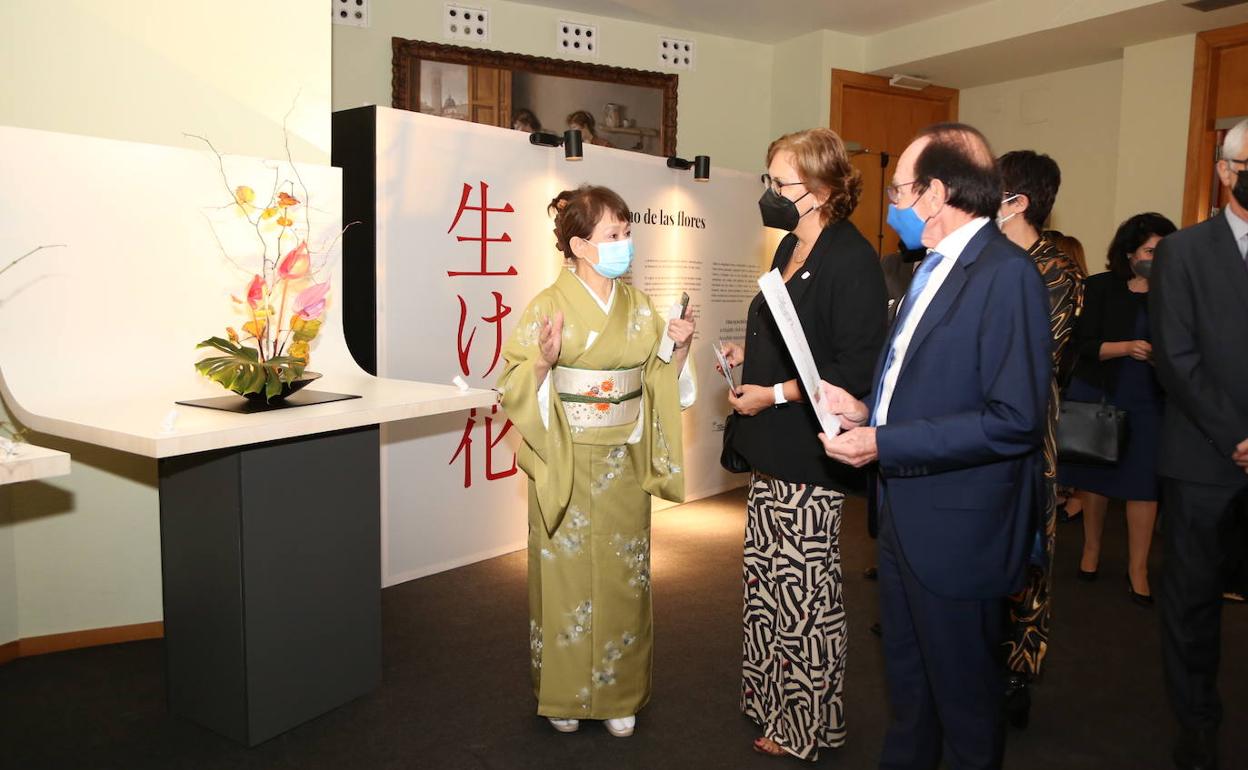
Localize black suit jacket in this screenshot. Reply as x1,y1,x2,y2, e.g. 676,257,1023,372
732,219,888,492
1069,271,1147,392
1150,212,1248,488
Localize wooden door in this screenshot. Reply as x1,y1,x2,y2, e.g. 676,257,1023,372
468,65,512,128
1183,22,1248,225
830,70,959,256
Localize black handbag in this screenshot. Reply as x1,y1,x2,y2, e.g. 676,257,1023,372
1056,397,1128,466
719,412,751,473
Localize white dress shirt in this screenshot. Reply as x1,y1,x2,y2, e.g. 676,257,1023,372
874,217,990,426
1226,205,1248,261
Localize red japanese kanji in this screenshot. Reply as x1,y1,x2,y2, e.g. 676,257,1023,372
449,406,517,488
456,292,512,377
446,181,517,277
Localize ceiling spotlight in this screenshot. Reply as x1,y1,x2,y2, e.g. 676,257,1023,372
667,154,711,182
562,129,583,161
528,131,561,148
693,155,710,182
529,129,583,161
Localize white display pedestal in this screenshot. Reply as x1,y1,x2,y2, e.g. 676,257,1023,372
0,443,70,486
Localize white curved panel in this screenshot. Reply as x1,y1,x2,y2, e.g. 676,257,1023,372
0,126,493,457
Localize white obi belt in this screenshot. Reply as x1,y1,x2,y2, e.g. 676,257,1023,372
553,365,644,429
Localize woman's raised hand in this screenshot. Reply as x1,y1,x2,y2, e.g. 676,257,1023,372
668,313,695,349
538,311,564,367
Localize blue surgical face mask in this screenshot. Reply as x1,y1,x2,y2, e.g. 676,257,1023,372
887,202,928,251
590,237,634,279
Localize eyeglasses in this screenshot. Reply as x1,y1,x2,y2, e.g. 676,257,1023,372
761,173,803,195
1226,156,1248,167
885,179,922,204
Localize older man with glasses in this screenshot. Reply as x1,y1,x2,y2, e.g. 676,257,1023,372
1151,117,1248,770
817,123,1051,770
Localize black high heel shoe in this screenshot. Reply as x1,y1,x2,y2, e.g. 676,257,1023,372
1077,568,1098,582
1127,574,1154,607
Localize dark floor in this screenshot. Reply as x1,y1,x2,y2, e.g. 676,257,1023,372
2,489,1246,770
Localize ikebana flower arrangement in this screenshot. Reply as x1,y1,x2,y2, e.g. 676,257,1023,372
192,137,340,402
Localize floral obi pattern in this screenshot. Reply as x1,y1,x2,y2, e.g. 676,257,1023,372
554,365,644,429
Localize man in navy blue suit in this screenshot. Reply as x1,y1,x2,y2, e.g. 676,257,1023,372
817,124,1052,770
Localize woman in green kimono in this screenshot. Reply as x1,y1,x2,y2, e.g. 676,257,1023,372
497,185,696,738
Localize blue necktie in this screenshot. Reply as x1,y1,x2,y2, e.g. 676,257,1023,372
871,251,944,426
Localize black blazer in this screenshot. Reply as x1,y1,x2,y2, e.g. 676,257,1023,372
1151,212,1248,488
1069,271,1147,392
731,219,888,492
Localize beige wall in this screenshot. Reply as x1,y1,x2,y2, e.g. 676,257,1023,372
769,30,868,141
332,0,774,173
961,59,1125,271
1113,35,1195,227
960,34,1196,274
0,1,331,643
866,0,1161,74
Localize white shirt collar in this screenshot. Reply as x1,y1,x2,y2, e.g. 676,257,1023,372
569,268,615,314
1225,205,1248,242
930,216,991,261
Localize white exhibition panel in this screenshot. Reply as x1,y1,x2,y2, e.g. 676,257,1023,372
371,108,767,585
0,126,494,459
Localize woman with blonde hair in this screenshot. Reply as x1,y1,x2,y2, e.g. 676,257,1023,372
720,128,887,759
497,185,695,738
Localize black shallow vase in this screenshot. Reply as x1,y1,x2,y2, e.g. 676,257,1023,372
242,371,322,404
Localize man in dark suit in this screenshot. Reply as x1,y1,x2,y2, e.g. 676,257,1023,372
1151,117,1248,770
818,123,1051,770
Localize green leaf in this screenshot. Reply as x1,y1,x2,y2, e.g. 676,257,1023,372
194,337,305,398
292,319,321,342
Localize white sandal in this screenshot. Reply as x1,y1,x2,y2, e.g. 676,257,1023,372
605,716,635,737
548,717,580,733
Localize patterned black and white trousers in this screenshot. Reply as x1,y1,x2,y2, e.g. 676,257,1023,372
741,472,848,761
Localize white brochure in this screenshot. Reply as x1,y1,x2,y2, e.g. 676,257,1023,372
757,268,841,437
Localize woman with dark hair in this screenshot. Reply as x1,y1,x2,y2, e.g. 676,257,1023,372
720,128,887,760
996,150,1084,727
512,108,541,133
567,110,614,148
1060,212,1177,605
497,185,695,738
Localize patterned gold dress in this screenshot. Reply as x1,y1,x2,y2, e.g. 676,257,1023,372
498,269,693,719
1004,236,1084,678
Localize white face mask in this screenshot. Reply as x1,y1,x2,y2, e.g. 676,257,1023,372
996,194,1021,228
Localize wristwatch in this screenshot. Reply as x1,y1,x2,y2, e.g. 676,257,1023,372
773,383,787,405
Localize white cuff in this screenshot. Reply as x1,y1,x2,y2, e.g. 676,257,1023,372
537,371,552,429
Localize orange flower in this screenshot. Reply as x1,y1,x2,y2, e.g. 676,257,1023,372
276,216,294,227
277,192,300,208
595,403,611,412
226,326,239,343
600,380,614,392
